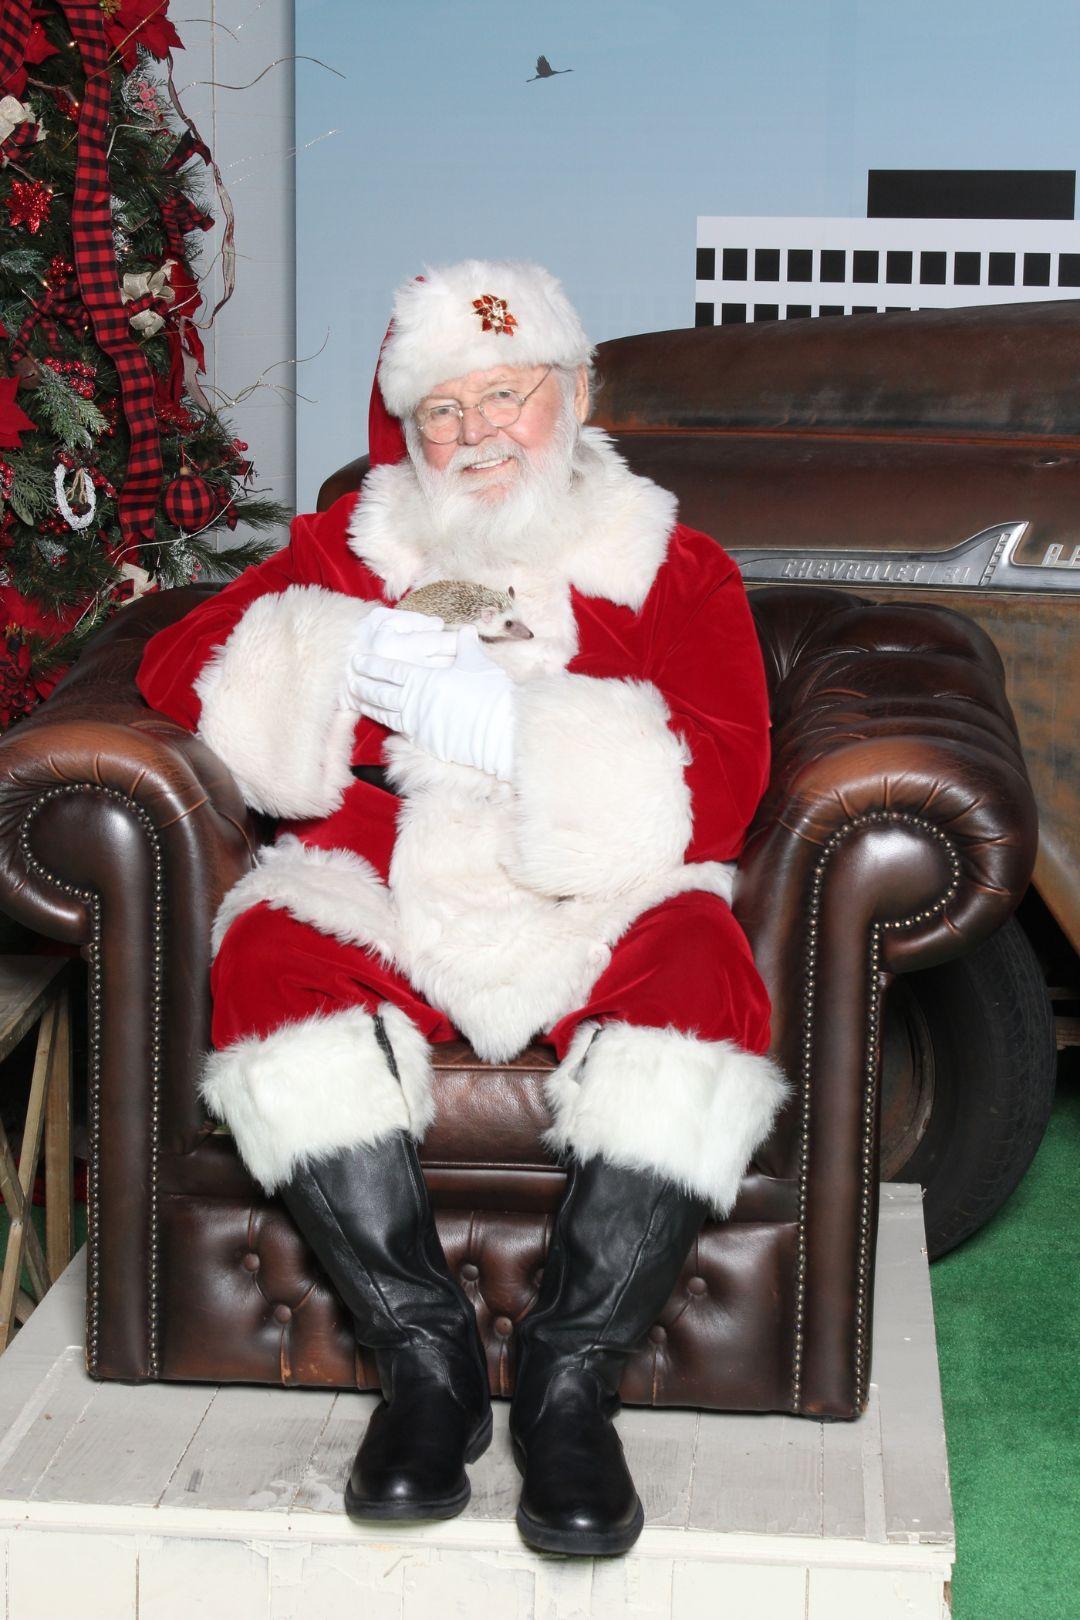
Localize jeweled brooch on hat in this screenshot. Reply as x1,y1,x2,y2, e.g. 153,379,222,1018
472,294,517,335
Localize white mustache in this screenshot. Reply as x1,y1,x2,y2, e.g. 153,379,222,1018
447,441,527,473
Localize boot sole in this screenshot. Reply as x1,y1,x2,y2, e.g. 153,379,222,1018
511,1436,646,1556
344,1409,493,1523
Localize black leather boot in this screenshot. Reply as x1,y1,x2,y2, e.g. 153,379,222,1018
510,1155,707,1555
278,1111,491,1522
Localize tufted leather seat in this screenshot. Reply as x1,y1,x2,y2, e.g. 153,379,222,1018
0,563,1036,1420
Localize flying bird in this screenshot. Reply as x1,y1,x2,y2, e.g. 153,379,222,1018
527,55,573,82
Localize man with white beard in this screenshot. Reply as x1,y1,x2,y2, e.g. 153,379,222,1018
137,259,789,1556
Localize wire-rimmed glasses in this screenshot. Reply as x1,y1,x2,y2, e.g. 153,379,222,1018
414,367,554,444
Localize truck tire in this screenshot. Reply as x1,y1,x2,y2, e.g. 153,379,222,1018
878,917,1057,1259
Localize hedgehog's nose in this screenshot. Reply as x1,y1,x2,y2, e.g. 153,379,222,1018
507,621,534,640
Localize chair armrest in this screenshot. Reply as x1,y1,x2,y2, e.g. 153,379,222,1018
0,589,262,1172
736,587,1038,1416
738,587,1037,977
0,588,260,949
0,591,268,1378
0,584,285,1377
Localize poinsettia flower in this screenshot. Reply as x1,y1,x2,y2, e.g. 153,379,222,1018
102,1,184,74
0,378,36,451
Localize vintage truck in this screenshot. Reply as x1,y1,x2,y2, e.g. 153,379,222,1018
585,297,1075,1256
319,296,1075,1257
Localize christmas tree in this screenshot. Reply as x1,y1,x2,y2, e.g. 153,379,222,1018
0,1,288,730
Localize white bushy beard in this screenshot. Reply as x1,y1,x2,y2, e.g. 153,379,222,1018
403,378,583,577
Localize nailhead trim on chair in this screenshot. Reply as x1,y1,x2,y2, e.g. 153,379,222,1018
791,809,961,1415
16,789,964,1403
18,785,166,1378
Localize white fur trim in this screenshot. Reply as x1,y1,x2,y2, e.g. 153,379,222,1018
198,1002,435,1195
562,432,677,611
193,585,376,819
543,1021,792,1216
507,673,692,900
378,259,593,417
210,835,398,962
348,428,675,612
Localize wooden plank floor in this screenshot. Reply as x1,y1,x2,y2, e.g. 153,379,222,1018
0,1185,953,1620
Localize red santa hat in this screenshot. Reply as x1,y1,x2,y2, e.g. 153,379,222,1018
376,259,593,421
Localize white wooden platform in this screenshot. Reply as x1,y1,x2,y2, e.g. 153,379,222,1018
0,1185,953,1619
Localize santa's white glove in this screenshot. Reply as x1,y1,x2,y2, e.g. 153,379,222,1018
341,604,459,711
349,624,516,780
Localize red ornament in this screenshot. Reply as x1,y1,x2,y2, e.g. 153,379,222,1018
472,294,517,336
42,358,98,399
96,395,121,438
154,397,200,434
5,178,52,234
37,81,78,123
216,485,238,529
163,469,219,532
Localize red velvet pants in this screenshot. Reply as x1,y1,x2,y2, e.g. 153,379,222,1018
210,889,773,1062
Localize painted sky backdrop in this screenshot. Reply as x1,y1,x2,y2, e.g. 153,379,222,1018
295,0,1080,507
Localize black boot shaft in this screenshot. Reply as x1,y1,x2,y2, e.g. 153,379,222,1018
514,1154,707,1421
278,1127,492,1521
510,1154,707,1556
280,1131,487,1404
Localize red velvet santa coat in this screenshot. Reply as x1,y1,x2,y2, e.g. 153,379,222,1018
137,429,789,1210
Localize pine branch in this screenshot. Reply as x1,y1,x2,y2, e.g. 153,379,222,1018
5,455,55,525
31,369,108,451
227,496,292,531
0,247,46,279
186,538,278,579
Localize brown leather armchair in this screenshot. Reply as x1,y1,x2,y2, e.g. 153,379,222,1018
0,563,1036,1419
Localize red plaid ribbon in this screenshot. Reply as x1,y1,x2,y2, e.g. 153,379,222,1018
0,1,31,92
0,120,41,165
57,2,163,545
161,191,213,261
9,266,89,361
162,129,212,175
121,289,172,328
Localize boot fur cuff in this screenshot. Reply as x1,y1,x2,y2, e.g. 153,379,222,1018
199,1003,435,1195
542,1020,791,1217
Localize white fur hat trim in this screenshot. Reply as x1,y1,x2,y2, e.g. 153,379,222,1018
378,258,593,418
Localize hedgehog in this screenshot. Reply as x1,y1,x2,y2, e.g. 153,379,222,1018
397,580,534,642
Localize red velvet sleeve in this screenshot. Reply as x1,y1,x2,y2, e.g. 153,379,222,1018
135,495,370,732
647,557,772,865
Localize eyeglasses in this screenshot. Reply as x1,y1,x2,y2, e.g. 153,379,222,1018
414,367,554,444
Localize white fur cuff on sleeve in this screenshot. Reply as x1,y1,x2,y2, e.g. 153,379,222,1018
193,585,377,819
507,673,693,900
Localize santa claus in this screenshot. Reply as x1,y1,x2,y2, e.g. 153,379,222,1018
136,259,789,1556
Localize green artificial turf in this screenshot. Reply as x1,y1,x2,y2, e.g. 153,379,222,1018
930,1077,1080,1620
